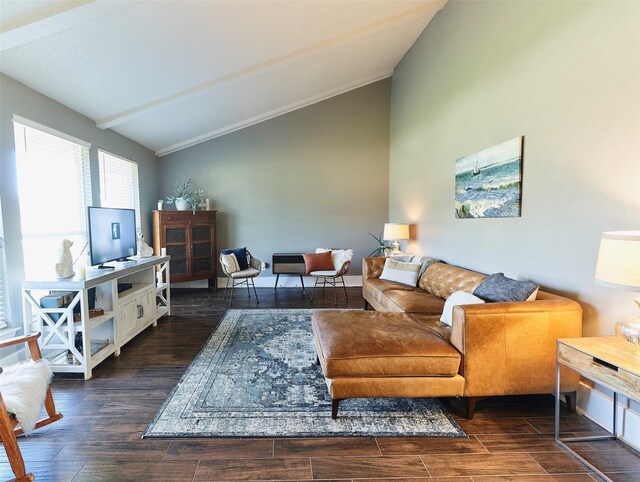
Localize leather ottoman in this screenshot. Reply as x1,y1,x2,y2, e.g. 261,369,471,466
311,310,464,418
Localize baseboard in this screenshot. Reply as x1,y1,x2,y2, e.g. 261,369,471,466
173,275,363,289
577,381,640,451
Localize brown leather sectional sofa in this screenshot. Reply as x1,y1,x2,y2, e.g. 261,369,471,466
311,257,583,419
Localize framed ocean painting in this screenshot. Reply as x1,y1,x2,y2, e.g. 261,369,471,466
455,136,523,219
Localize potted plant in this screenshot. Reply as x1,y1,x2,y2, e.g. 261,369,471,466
166,178,205,213
367,230,391,257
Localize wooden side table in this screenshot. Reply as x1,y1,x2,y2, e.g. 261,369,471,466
272,253,306,292
556,336,640,481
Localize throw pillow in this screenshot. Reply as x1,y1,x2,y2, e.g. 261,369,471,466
221,247,249,270
389,255,440,278
440,291,485,326
379,258,421,286
303,250,334,274
473,273,539,303
221,253,241,274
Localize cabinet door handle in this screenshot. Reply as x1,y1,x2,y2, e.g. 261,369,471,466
137,305,143,319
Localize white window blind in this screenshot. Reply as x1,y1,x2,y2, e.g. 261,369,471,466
0,236,8,329
13,119,92,279
98,150,141,233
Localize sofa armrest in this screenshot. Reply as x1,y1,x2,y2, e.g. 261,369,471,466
450,293,583,396
362,257,385,280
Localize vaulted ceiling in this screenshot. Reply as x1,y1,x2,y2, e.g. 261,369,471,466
0,1,446,156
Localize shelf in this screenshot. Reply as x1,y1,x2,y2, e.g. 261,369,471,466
73,310,116,331
90,343,117,368
118,283,151,301
156,306,169,318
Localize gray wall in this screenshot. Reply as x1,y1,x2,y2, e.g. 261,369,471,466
159,80,391,280
0,73,159,328
389,1,640,336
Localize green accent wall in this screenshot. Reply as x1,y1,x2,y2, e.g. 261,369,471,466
390,0,640,336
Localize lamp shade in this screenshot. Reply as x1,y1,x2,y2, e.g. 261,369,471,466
383,223,410,241
595,231,640,292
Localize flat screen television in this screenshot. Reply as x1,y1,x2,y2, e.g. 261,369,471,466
88,207,137,268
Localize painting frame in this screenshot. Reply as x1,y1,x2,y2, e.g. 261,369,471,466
455,136,524,219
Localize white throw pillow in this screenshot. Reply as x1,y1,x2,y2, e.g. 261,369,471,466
379,258,421,286
221,253,240,274
440,291,485,326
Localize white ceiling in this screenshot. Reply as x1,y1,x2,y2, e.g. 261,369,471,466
0,0,446,156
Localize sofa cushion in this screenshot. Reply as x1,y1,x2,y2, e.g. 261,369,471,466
312,310,461,378
366,277,418,293
473,273,539,302
419,263,487,299
384,289,446,314
380,258,421,286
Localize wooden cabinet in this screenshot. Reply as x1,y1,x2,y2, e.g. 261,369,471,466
152,210,217,288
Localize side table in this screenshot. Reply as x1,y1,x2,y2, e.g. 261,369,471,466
272,253,306,292
556,336,640,481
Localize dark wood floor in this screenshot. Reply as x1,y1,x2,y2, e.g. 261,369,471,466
3,287,639,481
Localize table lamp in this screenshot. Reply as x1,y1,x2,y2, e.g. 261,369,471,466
595,231,640,351
383,223,410,255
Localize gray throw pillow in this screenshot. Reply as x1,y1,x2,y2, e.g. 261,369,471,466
473,273,539,302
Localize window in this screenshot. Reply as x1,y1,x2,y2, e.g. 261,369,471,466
0,233,8,330
98,150,141,233
13,117,92,279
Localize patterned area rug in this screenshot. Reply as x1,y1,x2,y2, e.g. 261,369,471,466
144,309,465,438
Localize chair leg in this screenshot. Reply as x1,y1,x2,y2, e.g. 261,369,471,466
332,278,337,306
310,278,319,303
223,277,230,300
341,276,348,300
251,278,259,303
322,278,326,298
0,397,33,481
230,279,236,305
246,278,251,299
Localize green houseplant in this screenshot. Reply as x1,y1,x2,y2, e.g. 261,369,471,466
166,178,204,213
367,230,390,257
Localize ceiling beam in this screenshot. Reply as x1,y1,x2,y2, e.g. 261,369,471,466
0,1,141,52
97,1,446,131
154,69,393,157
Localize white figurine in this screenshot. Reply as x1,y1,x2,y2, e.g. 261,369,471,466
55,239,75,279
137,233,154,258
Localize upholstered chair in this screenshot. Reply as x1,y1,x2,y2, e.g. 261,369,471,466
220,248,261,305
308,249,354,305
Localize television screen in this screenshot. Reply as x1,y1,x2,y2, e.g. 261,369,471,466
88,207,137,267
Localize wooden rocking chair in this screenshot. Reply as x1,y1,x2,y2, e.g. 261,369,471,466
0,333,63,481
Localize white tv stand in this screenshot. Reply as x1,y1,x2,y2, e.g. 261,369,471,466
22,256,170,380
